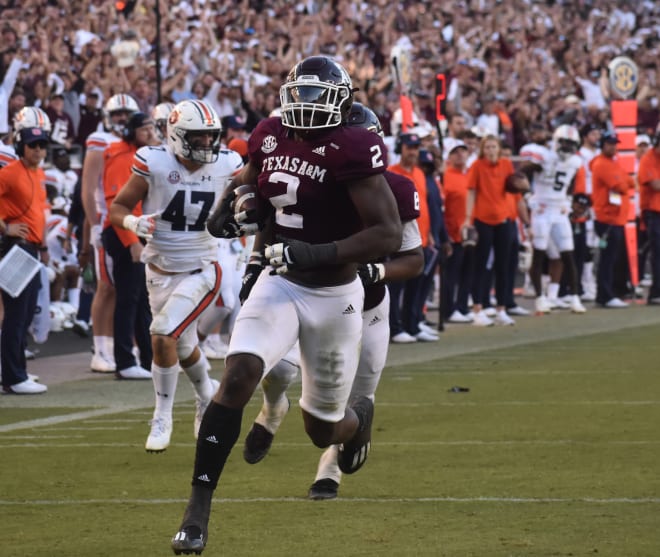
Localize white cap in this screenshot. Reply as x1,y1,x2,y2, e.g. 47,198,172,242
636,134,651,146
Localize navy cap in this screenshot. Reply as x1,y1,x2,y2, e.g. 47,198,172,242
399,133,421,147
20,127,49,144
51,146,69,158
221,115,246,130
600,131,621,145
418,149,435,166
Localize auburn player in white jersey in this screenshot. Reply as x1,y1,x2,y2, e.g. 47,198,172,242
520,124,587,314
110,99,243,453
80,94,139,373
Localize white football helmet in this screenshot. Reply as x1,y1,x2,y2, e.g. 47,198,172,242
13,107,51,140
151,102,175,142
103,94,139,135
167,100,222,164
552,124,580,159
280,56,353,130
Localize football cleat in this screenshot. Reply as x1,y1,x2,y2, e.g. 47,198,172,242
337,396,374,474
308,478,339,500
171,525,206,555
146,416,173,453
243,423,275,464
90,353,116,373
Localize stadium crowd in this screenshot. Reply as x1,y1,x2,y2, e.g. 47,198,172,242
1,0,660,392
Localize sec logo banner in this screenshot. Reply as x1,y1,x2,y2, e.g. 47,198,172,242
608,56,638,99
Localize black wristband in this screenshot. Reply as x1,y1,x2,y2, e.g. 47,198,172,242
38,246,48,252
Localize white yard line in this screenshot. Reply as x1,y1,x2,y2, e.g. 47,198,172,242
0,496,658,506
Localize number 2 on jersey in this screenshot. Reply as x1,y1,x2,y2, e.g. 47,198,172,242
268,171,303,229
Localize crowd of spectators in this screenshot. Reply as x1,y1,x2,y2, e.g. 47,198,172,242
1,0,659,156
1,0,659,354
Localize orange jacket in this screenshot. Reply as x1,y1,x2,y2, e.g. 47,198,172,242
443,165,469,243
638,148,660,213
0,159,47,245
467,157,514,225
389,163,430,247
102,141,142,247
590,154,635,226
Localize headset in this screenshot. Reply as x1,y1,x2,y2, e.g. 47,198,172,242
122,111,150,143
394,134,402,155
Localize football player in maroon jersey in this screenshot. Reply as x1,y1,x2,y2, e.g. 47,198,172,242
172,57,402,555
239,103,424,500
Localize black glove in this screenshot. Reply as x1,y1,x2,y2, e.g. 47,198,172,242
206,191,238,238
357,263,385,286
266,238,337,274
239,262,264,305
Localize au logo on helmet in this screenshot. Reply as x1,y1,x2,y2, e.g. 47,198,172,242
608,56,638,99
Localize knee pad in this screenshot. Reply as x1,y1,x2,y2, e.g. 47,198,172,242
176,327,198,362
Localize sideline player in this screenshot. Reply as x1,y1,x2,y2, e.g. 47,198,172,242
520,124,587,314
110,100,243,452
171,56,402,555
80,94,139,373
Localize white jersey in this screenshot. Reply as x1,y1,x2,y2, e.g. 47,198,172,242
520,143,581,209
0,142,17,168
85,130,121,215
133,145,243,272
44,167,78,199
578,145,599,195
46,213,76,272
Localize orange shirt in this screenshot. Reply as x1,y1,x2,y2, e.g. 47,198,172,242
467,157,515,225
590,154,635,226
389,163,430,247
0,159,47,245
506,191,522,221
102,141,142,247
637,148,660,213
443,165,469,243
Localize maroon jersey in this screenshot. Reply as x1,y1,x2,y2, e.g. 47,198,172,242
364,170,421,310
384,170,420,222
248,117,388,244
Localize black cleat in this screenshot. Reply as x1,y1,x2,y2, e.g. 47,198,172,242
171,525,206,555
308,478,339,500
337,396,373,474
243,423,274,464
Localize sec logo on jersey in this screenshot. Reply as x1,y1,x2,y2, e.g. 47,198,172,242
261,135,277,154
168,170,180,184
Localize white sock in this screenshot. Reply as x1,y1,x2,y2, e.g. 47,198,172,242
94,335,113,360
67,288,80,311
314,445,341,484
547,282,560,300
152,363,180,417
182,351,215,400
255,360,296,434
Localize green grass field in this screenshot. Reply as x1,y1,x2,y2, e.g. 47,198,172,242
2,325,660,557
